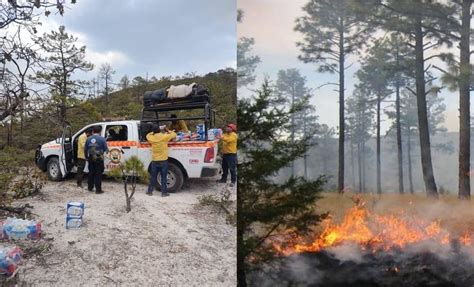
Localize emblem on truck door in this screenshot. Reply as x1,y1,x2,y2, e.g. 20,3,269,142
109,148,122,164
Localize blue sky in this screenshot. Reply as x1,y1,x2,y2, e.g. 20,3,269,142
238,0,465,133
36,0,236,81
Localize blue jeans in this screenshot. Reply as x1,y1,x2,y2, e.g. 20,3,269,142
148,161,168,193
221,154,237,183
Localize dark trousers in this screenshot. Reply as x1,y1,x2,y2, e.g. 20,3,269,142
76,158,86,186
87,160,104,192
148,161,168,194
221,154,237,183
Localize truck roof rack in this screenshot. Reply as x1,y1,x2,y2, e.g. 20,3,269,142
139,94,215,141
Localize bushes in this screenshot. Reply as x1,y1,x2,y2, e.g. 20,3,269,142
0,147,44,205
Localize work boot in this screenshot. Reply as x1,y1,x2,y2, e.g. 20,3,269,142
146,191,153,196
77,183,83,188
88,188,94,192
216,179,226,184
161,192,170,197
95,190,104,194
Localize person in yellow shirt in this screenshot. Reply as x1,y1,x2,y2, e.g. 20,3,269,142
76,127,92,188
217,123,237,187
146,124,177,197
169,114,189,132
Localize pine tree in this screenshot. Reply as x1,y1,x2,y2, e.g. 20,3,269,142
276,69,317,177
356,40,393,194
346,85,375,192
237,79,326,286
295,0,372,193
34,25,93,125
372,0,457,197
98,63,115,115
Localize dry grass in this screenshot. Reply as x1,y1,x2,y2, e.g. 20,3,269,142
316,192,474,236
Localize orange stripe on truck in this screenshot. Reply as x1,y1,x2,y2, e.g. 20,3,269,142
107,141,138,147
106,140,218,148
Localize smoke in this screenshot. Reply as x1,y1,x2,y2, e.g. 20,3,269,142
251,242,474,286
289,131,460,193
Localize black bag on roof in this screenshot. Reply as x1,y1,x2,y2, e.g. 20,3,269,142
143,89,167,107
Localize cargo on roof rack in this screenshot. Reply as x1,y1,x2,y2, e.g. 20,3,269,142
143,83,210,107
139,89,216,142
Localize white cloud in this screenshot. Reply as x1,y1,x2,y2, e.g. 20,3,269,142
86,50,132,70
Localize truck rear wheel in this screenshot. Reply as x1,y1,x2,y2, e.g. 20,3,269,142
157,162,184,193
47,157,63,181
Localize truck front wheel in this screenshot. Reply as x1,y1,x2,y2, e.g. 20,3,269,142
47,157,63,181
157,162,184,193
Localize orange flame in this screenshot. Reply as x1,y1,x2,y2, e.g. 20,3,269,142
275,201,472,255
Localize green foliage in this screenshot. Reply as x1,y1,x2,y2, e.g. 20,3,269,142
109,156,148,213
33,25,94,124
108,155,148,182
0,69,235,149
237,79,327,283
0,147,40,206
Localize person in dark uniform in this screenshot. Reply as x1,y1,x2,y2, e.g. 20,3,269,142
84,125,109,194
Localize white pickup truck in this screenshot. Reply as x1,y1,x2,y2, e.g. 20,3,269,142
35,99,221,192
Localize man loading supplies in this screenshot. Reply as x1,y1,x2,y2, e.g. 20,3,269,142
169,114,188,132
217,123,238,187
146,124,177,197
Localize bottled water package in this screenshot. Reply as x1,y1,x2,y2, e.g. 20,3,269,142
67,202,85,218
0,246,22,275
2,218,42,240
66,216,83,229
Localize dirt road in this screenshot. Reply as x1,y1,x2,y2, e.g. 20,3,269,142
6,178,236,286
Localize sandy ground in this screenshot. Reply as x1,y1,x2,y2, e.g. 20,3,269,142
4,177,236,286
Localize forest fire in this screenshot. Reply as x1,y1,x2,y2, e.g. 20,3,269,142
274,199,470,256
252,197,474,286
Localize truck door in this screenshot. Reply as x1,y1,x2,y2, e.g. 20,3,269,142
104,123,137,171
59,124,74,178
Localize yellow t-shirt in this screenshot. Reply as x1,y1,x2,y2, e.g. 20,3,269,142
169,120,188,132
221,132,237,154
146,131,177,161
77,133,88,160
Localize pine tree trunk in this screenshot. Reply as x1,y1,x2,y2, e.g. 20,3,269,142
362,141,367,192
291,84,295,177
395,51,404,194
351,136,356,190
303,116,308,179
357,141,363,193
105,76,109,116
407,128,414,194
376,92,381,194
458,0,471,200
414,17,437,197
337,23,345,193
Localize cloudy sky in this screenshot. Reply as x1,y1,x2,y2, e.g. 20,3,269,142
238,0,464,132
35,0,236,81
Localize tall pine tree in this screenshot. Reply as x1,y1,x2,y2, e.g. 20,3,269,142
295,0,372,193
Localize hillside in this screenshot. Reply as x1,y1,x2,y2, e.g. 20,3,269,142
0,69,236,150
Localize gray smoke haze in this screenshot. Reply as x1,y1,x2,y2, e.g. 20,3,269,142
280,131,461,194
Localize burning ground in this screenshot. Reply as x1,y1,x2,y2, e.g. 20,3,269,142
251,192,474,286
1,178,236,286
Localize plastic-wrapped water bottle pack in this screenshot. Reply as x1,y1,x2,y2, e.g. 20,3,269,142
2,218,42,240
0,246,22,276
